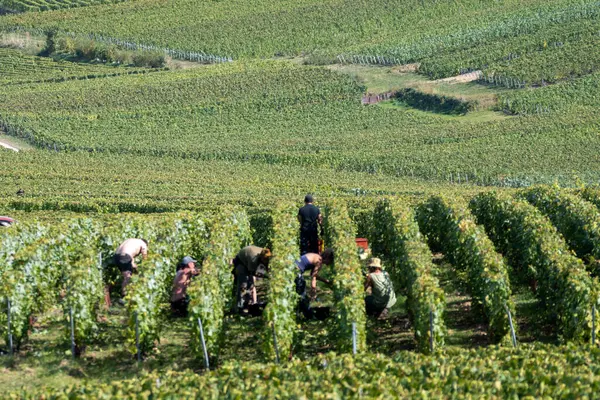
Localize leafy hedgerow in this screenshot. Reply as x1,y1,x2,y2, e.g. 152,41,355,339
523,185,600,275
417,195,514,343
188,209,250,363
370,198,445,353
470,191,599,342
262,204,298,361
323,200,366,353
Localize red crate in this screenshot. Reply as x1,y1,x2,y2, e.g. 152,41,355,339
355,238,369,250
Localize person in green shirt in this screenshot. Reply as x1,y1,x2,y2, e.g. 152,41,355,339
364,257,396,319
232,245,272,314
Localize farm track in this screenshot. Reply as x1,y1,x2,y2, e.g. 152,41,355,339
0,139,19,151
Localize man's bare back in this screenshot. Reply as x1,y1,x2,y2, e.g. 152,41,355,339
116,238,148,259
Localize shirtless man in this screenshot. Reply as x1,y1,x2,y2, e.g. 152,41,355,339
113,238,148,297
171,256,199,317
295,248,334,318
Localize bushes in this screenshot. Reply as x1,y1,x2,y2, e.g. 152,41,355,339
370,199,445,353
471,192,598,342
52,35,166,67
262,204,299,361
524,186,600,274
395,88,476,115
323,200,366,353
188,208,251,362
417,196,513,343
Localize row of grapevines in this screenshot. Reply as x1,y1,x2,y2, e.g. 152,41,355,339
188,208,251,363
9,343,600,399
323,200,366,353
125,214,207,355
470,192,598,341
0,223,50,350
417,196,514,343
580,187,600,210
523,186,600,273
262,204,298,361
370,199,445,353
58,219,104,352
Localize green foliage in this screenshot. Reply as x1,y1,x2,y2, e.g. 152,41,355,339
58,218,104,350
0,223,50,349
370,199,445,353
417,196,514,342
470,192,598,342
395,89,476,115
0,0,130,13
263,204,298,361
498,71,600,115
523,185,600,273
0,48,154,86
323,200,366,353
13,343,600,398
188,209,250,362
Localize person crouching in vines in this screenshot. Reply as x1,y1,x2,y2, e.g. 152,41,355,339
295,248,334,319
112,238,148,303
364,257,396,320
231,245,273,315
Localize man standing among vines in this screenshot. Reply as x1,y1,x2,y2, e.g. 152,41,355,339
298,194,323,255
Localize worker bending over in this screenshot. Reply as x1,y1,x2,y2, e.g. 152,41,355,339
295,249,334,318
298,194,323,255
364,258,396,320
232,246,272,314
171,256,200,317
113,238,148,298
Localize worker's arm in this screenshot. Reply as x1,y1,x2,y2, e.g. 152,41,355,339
364,274,372,292
251,276,257,304
317,213,323,225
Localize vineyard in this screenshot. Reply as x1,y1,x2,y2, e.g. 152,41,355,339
2,187,600,397
1,0,600,396
0,0,130,13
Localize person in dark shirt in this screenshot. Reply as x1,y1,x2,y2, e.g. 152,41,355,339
298,194,323,255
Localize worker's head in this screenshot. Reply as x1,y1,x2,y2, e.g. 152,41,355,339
177,255,197,271
367,257,383,272
321,248,334,265
259,248,272,266
304,194,314,204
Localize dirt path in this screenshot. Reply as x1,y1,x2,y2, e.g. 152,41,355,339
0,139,19,152
434,70,482,84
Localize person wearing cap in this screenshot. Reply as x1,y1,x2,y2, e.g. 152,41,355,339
364,257,396,319
298,194,323,255
232,245,272,314
113,238,148,298
171,256,200,317
295,248,334,318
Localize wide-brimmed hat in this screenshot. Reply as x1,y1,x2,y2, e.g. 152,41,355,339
367,257,382,269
